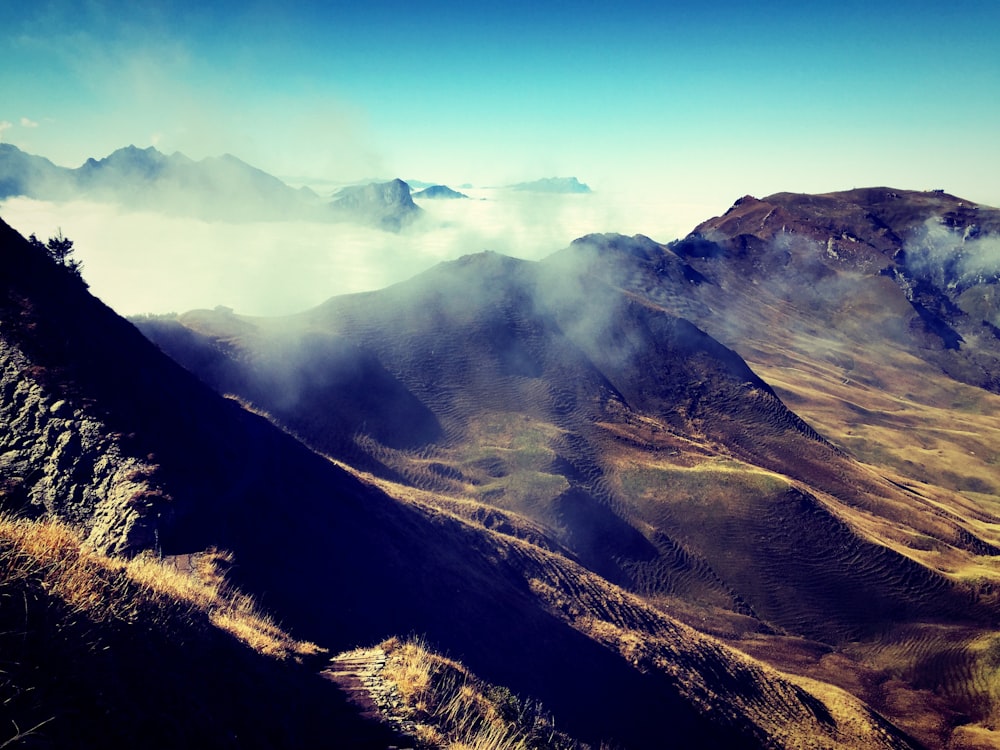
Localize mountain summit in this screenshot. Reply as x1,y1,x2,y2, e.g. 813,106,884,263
508,176,592,193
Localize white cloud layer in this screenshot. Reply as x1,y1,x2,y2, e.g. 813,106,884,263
0,189,714,317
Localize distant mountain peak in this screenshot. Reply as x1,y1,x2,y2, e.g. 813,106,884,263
413,184,469,200
328,178,421,231
0,144,418,229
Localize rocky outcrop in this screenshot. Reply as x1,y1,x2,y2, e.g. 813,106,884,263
328,178,422,230
0,337,169,554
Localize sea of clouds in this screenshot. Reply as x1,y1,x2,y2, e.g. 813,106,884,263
0,187,717,317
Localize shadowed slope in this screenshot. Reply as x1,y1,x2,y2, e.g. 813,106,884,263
132,199,1000,746
138,248,992,645
0,516,407,750
0,217,922,748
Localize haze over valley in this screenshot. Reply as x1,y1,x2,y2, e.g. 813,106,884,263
0,144,704,316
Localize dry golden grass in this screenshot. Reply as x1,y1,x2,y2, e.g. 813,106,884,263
750,341,1000,501
0,513,321,662
379,636,580,750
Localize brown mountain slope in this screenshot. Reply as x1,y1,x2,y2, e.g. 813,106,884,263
0,217,918,748
133,191,1000,747
140,249,994,637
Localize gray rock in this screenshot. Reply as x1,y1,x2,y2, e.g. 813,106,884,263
0,336,169,555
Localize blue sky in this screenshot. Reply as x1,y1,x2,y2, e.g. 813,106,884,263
3,0,1000,207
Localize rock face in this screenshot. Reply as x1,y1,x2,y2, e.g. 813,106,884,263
328,178,422,230
0,338,167,554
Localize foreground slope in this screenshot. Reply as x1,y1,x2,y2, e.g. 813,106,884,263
0,515,406,749
137,190,1000,748
0,219,913,749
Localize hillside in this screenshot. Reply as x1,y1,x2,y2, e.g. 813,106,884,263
135,189,1000,748
0,216,920,747
0,515,407,749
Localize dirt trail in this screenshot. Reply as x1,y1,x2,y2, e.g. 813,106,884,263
321,647,418,747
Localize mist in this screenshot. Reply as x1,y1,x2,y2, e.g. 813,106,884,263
903,216,1000,289
0,187,713,317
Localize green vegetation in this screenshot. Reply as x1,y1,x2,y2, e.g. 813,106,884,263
425,413,570,519
28,230,84,281
620,459,790,515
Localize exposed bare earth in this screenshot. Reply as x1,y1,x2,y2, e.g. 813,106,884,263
323,648,419,745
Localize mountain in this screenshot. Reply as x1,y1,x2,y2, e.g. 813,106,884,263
508,176,592,193
566,189,1000,498
412,184,469,199
0,144,418,229
1,216,921,749
328,178,422,230
73,146,316,220
0,143,74,200
681,188,1000,391
134,188,1000,748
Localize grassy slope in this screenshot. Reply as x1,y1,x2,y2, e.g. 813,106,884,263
0,219,920,749
655,193,1000,748
347,463,922,750
132,238,1000,747
0,514,407,749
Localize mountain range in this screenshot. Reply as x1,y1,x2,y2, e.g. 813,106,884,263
4,185,1000,748
0,144,421,229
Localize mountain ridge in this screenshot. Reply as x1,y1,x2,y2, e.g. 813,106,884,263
0,144,420,229
0,214,921,748
131,186,1000,747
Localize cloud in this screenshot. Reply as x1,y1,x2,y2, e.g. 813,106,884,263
20,117,38,128
904,217,1000,289
0,121,12,140
0,187,707,318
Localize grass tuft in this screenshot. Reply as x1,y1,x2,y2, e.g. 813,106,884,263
379,636,583,750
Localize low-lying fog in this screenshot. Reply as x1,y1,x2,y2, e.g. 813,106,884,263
0,188,715,317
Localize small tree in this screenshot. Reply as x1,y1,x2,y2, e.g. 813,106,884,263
28,229,84,280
